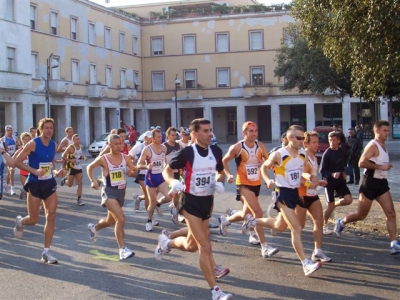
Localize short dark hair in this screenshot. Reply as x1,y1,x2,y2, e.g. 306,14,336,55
190,118,211,132
287,125,304,137
117,128,126,135
166,127,177,136
374,120,389,130
328,131,341,139
152,128,161,137
304,131,318,144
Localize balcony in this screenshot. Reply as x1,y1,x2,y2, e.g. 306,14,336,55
0,71,31,90
118,88,137,100
49,79,73,95
87,84,108,99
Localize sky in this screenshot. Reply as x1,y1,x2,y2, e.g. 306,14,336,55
90,0,292,8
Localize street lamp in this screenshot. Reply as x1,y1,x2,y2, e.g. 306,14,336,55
174,75,180,128
42,53,59,118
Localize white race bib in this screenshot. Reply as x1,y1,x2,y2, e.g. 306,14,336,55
151,159,163,174
194,171,215,195
245,163,260,181
39,162,53,180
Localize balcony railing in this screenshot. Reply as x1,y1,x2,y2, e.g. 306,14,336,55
0,71,31,90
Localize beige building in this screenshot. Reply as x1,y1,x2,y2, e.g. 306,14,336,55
0,0,394,146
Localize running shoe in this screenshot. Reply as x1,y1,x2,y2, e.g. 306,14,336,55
77,199,85,206
214,265,230,279
225,208,238,216
323,225,333,235
60,177,67,187
154,233,170,260
10,186,16,196
13,215,24,239
270,228,278,237
311,250,332,262
146,221,153,232
3,183,8,195
390,242,400,255
119,246,135,260
152,219,159,226
133,194,140,210
334,218,345,238
241,213,256,235
41,250,58,264
248,234,260,245
209,220,219,228
161,229,171,239
261,244,279,258
178,214,185,223
211,286,233,300
218,215,230,236
19,189,26,200
303,260,322,276
155,205,164,216
171,207,178,224
88,223,98,243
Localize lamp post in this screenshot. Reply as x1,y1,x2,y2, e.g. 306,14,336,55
174,75,180,128
42,53,59,118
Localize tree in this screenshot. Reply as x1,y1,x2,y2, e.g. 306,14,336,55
291,0,400,101
274,27,352,101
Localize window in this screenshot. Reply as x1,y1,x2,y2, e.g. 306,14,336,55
217,68,230,87
120,69,126,88
71,17,78,40
89,22,95,45
106,66,112,87
183,35,196,54
30,5,37,30
51,57,60,79
50,11,58,35
31,52,38,78
152,72,164,91
89,64,97,84
71,60,79,83
7,47,15,72
132,35,138,55
104,27,111,49
283,28,298,47
119,32,125,52
216,33,229,52
151,37,163,56
249,30,263,50
251,67,264,86
184,70,196,89
6,0,14,21
133,71,139,88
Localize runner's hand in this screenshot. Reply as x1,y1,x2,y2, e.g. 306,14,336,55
215,182,225,193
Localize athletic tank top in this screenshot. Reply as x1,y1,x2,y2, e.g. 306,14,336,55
147,145,165,175
68,145,83,170
364,140,389,179
3,136,17,155
102,153,127,188
130,143,146,175
298,155,318,197
164,141,180,173
27,137,55,181
121,143,129,155
184,144,217,196
235,140,263,186
274,147,306,189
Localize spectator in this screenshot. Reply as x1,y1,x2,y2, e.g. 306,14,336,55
346,128,363,184
121,121,137,146
355,124,364,142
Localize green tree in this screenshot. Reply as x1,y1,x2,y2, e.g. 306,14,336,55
291,0,400,101
274,27,352,100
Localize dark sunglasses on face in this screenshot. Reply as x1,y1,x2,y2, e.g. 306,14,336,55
294,136,305,141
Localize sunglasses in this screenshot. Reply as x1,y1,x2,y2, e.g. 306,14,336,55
294,136,305,141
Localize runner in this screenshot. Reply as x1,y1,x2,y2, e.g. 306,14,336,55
155,118,233,300
137,129,172,231
243,125,322,276
334,120,400,254
320,131,353,234
0,142,15,200
57,127,74,153
29,126,37,138
100,128,131,156
12,132,31,200
60,134,87,206
219,121,279,256
178,127,191,148
1,125,21,195
86,134,137,260
13,118,66,264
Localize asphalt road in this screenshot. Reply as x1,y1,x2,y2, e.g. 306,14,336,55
0,143,399,299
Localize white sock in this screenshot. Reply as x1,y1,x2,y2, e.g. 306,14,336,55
302,258,309,266
391,240,398,247
43,248,49,252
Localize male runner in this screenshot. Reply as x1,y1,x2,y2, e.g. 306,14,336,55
1,125,21,195
57,127,74,153
179,127,191,148
12,132,31,200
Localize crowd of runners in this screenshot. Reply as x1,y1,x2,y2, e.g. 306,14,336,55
1,117,399,300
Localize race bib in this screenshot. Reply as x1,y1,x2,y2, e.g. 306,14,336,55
194,171,215,195
287,168,301,187
74,159,81,168
374,162,388,179
39,162,52,180
152,159,163,174
245,163,260,181
7,145,16,155
110,168,126,187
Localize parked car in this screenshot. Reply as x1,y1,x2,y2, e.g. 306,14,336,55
88,133,109,157
313,126,334,164
137,131,217,145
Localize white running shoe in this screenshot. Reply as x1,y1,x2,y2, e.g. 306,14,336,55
88,223,98,243
241,213,256,235
146,221,153,232
155,205,164,216
178,214,185,223
3,183,9,195
248,234,260,245
211,286,233,300
152,219,159,226
311,250,332,262
303,259,322,276
13,215,24,239
77,199,85,206
390,242,400,255
218,215,230,236
41,251,58,264
119,246,135,260
10,186,16,196
133,194,140,210
323,225,333,235
225,208,238,216
261,244,279,258
161,229,171,239
154,233,170,260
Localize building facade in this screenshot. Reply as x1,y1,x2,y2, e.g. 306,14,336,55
0,0,394,146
